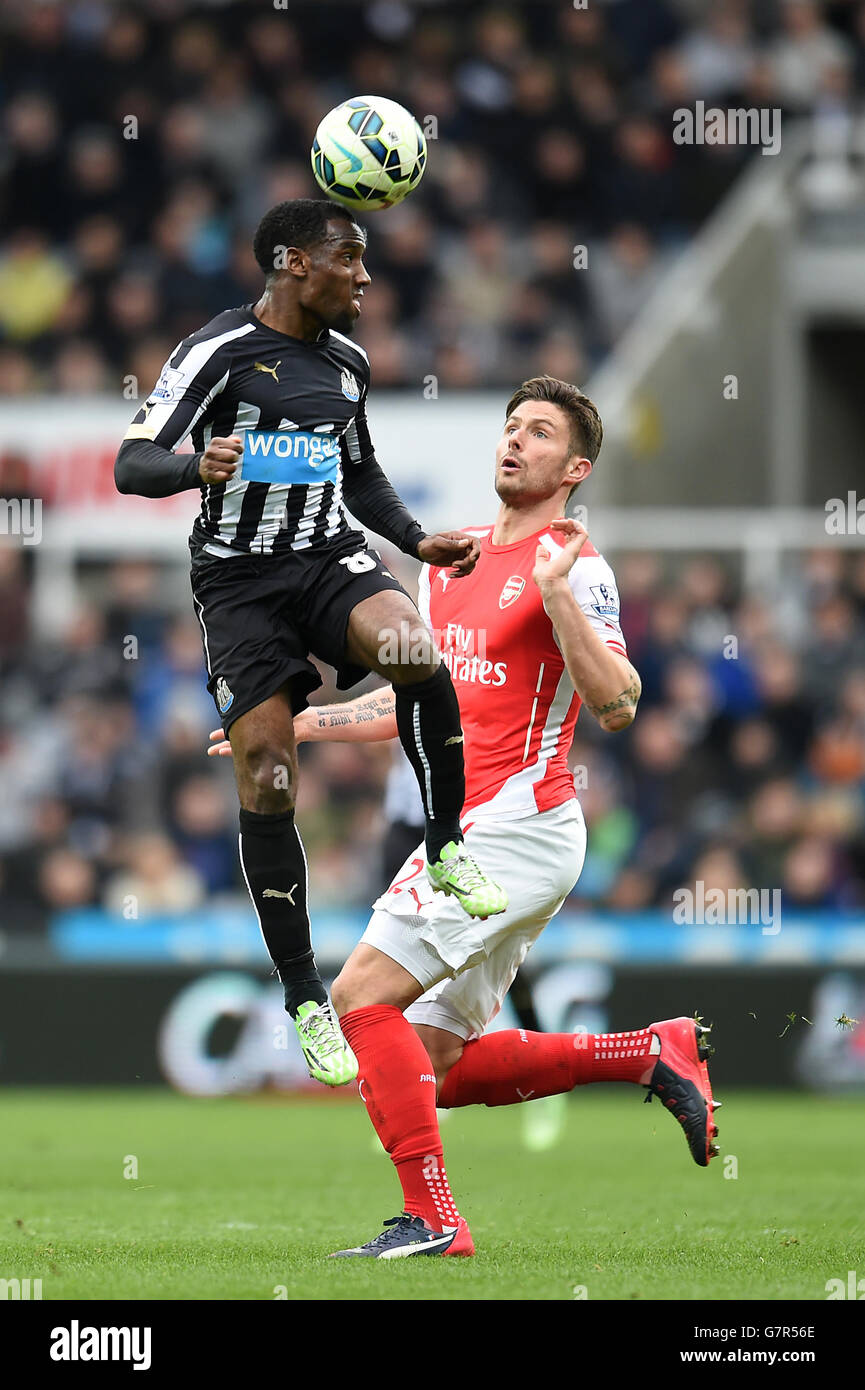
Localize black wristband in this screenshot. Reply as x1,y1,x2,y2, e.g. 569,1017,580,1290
403,522,428,560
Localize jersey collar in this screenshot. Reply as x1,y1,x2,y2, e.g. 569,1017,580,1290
243,305,330,348
481,523,553,554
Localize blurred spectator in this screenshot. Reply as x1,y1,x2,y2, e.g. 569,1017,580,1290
687,843,752,898
588,223,668,345
103,559,171,661
0,229,71,341
781,835,843,909
0,546,31,662
38,847,98,914
676,6,757,101
809,668,865,784
769,0,853,110
744,777,806,886
103,832,205,917
170,774,237,894
752,645,815,764
802,594,865,711
130,614,212,739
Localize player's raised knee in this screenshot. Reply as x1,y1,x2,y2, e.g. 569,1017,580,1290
330,969,357,1018
377,618,440,683
237,743,298,813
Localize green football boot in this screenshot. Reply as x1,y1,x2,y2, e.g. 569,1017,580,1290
294,1000,358,1087
426,841,508,920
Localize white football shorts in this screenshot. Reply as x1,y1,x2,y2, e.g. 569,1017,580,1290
361,799,587,1041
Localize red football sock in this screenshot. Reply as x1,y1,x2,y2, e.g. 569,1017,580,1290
339,1004,460,1230
438,1027,658,1108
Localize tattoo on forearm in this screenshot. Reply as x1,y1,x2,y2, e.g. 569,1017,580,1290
588,669,642,721
315,694,394,729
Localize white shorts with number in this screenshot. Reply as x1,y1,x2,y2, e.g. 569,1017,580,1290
361,799,587,1042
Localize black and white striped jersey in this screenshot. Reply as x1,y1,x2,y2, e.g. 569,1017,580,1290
123,305,385,557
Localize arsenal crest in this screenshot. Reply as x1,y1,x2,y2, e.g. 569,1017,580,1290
499,575,525,609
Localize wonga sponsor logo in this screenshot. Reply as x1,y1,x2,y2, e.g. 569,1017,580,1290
242,430,340,485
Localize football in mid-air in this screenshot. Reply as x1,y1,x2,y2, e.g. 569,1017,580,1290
311,95,427,211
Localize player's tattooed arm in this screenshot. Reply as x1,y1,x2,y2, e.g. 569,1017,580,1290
305,689,398,743
206,689,398,759
538,581,641,732
585,663,643,732
533,519,640,733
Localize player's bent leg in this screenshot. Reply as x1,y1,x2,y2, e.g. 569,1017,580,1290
437,1019,719,1168
411,1023,466,1093
337,804,583,1258
410,1022,474,1257
330,945,467,1258
331,942,425,1016
343,589,439,685
345,592,507,920
228,689,355,1085
395,806,719,1166
229,683,299,814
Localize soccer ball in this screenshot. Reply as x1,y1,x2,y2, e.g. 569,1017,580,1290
311,95,427,211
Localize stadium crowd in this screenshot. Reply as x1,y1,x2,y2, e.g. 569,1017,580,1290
1,542,864,931
1,0,864,394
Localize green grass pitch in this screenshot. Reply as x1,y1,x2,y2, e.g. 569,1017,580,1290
1,1088,863,1301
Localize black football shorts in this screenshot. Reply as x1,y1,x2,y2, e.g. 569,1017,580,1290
189,529,410,730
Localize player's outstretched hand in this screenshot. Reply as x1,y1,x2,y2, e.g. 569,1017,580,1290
207,728,232,758
417,531,481,577
205,710,315,760
532,516,589,588
199,435,243,485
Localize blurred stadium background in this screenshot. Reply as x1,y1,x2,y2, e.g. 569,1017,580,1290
1,0,865,1109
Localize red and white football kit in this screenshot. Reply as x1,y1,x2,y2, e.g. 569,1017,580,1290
361,522,629,1041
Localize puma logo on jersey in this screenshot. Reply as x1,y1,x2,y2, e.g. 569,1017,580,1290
445,735,464,746
254,360,281,381
262,884,298,904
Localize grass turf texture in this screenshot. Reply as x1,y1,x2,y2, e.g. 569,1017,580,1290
1,1088,863,1301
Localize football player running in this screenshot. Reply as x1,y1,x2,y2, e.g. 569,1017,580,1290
210,375,720,1258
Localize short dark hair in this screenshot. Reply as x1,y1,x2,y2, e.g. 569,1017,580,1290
504,375,603,464
253,199,359,277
